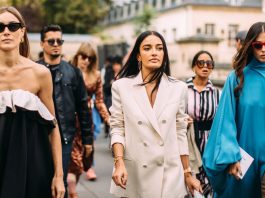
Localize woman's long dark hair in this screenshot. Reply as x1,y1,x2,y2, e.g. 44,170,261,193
233,22,265,97
117,31,170,98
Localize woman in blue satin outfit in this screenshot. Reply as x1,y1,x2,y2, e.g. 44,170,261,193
203,22,265,198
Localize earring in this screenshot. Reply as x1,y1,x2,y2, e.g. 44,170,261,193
138,61,142,70
20,37,24,43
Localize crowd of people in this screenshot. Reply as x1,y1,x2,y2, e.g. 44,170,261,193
1,5,264,198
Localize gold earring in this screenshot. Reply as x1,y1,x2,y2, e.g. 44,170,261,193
20,37,24,43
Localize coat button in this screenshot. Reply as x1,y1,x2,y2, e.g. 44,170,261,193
138,121,142,125
143,142,148,147
157,160,164,166
143,165,147,168
162,120,166,124
158,141,164,146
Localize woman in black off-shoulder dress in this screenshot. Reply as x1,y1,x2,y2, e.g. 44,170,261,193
0,6,65,198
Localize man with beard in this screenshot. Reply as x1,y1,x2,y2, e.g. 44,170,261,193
37,24,93,198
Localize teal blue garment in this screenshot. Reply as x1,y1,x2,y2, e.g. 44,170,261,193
203,58,265,198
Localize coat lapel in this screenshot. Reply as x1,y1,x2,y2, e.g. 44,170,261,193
153,74,170,119
131,73,161,136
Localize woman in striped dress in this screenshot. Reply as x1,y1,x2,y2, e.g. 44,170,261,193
186,50,220,197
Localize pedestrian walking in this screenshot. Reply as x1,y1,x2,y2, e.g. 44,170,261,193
37,24,93,198
0,6,65,198
110,30,202,198
203,22,265,198
186,50,221,197
67,42,110,198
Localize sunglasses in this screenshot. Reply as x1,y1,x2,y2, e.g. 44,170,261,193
196,60,214,69
44,39,64,46
0,22,23,33
79,54,94,61
252,41,265,50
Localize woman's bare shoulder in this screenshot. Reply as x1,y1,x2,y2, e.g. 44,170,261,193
22,57,50,77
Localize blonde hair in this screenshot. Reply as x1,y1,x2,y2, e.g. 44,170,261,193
71,42,98,73
0,6,29,57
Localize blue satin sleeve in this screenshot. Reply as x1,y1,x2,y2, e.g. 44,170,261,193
202,71,242,193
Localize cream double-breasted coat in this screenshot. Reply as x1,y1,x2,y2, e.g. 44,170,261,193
110,72,189,198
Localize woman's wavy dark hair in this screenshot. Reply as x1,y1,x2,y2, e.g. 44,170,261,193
233,22,265,97
117,30,170,98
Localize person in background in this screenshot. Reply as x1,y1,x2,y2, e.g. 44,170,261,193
235,30,247,51
37,24,93,198
0,6,65,198
68,42,110,198
186,50,221,197
203,22,265,198
110,30,202,197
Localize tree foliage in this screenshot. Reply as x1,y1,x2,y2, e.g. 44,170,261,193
42,0,112,33
4,0,112,33
133,4,156,36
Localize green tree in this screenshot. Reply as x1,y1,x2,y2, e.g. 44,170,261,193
42,0,112,33
133,4,156,36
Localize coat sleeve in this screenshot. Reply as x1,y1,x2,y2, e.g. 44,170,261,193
203,71,241,193
176,84,189,155
109,81,125,148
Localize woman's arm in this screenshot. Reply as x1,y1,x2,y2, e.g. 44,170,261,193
94,71,110,124
112,143,127,189
37,64,65,198
109,81,127,189
176,84,202,196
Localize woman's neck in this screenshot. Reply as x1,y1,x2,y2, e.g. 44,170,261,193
141,68,157,84
193,76,208,87
0,50,20,67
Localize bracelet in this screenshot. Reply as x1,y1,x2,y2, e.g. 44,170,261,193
113,155,123,165
183,167,192,174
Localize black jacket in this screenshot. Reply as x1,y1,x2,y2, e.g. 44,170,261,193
37,59,93,145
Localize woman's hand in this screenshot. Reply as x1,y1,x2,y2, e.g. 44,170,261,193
112,159,128,189
84,144,93,158
186,116,194,128
51,175,65,198
228,161,242,179
185,173,203,197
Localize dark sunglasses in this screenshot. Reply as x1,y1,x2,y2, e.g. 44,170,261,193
196,60,214,69
45,39,64,46
0,22,23,33
252,41,265,50
79,54,94,61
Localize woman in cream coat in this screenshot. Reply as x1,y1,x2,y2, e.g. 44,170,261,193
110,31,202,198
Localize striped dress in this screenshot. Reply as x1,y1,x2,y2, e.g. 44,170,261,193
186,77,220,197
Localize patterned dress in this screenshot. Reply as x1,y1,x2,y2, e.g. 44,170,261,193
186,77,220,197
68,74,109,177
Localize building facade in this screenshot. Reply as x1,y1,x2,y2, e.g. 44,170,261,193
101,0,265,83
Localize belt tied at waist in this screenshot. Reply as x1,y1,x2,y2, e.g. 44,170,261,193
193,119,213,131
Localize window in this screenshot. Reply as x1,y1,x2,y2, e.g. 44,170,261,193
161,0,166,7
172,28,177,41
153,0,157,7
128,4,131,16
205,23,215,36
172,0,177,5
135,2,139,12
228,24,239,46
196,28,201,34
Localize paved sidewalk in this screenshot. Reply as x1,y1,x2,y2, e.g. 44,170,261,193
76,131,116,198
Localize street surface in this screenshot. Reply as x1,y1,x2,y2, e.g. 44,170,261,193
76,130,116,198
